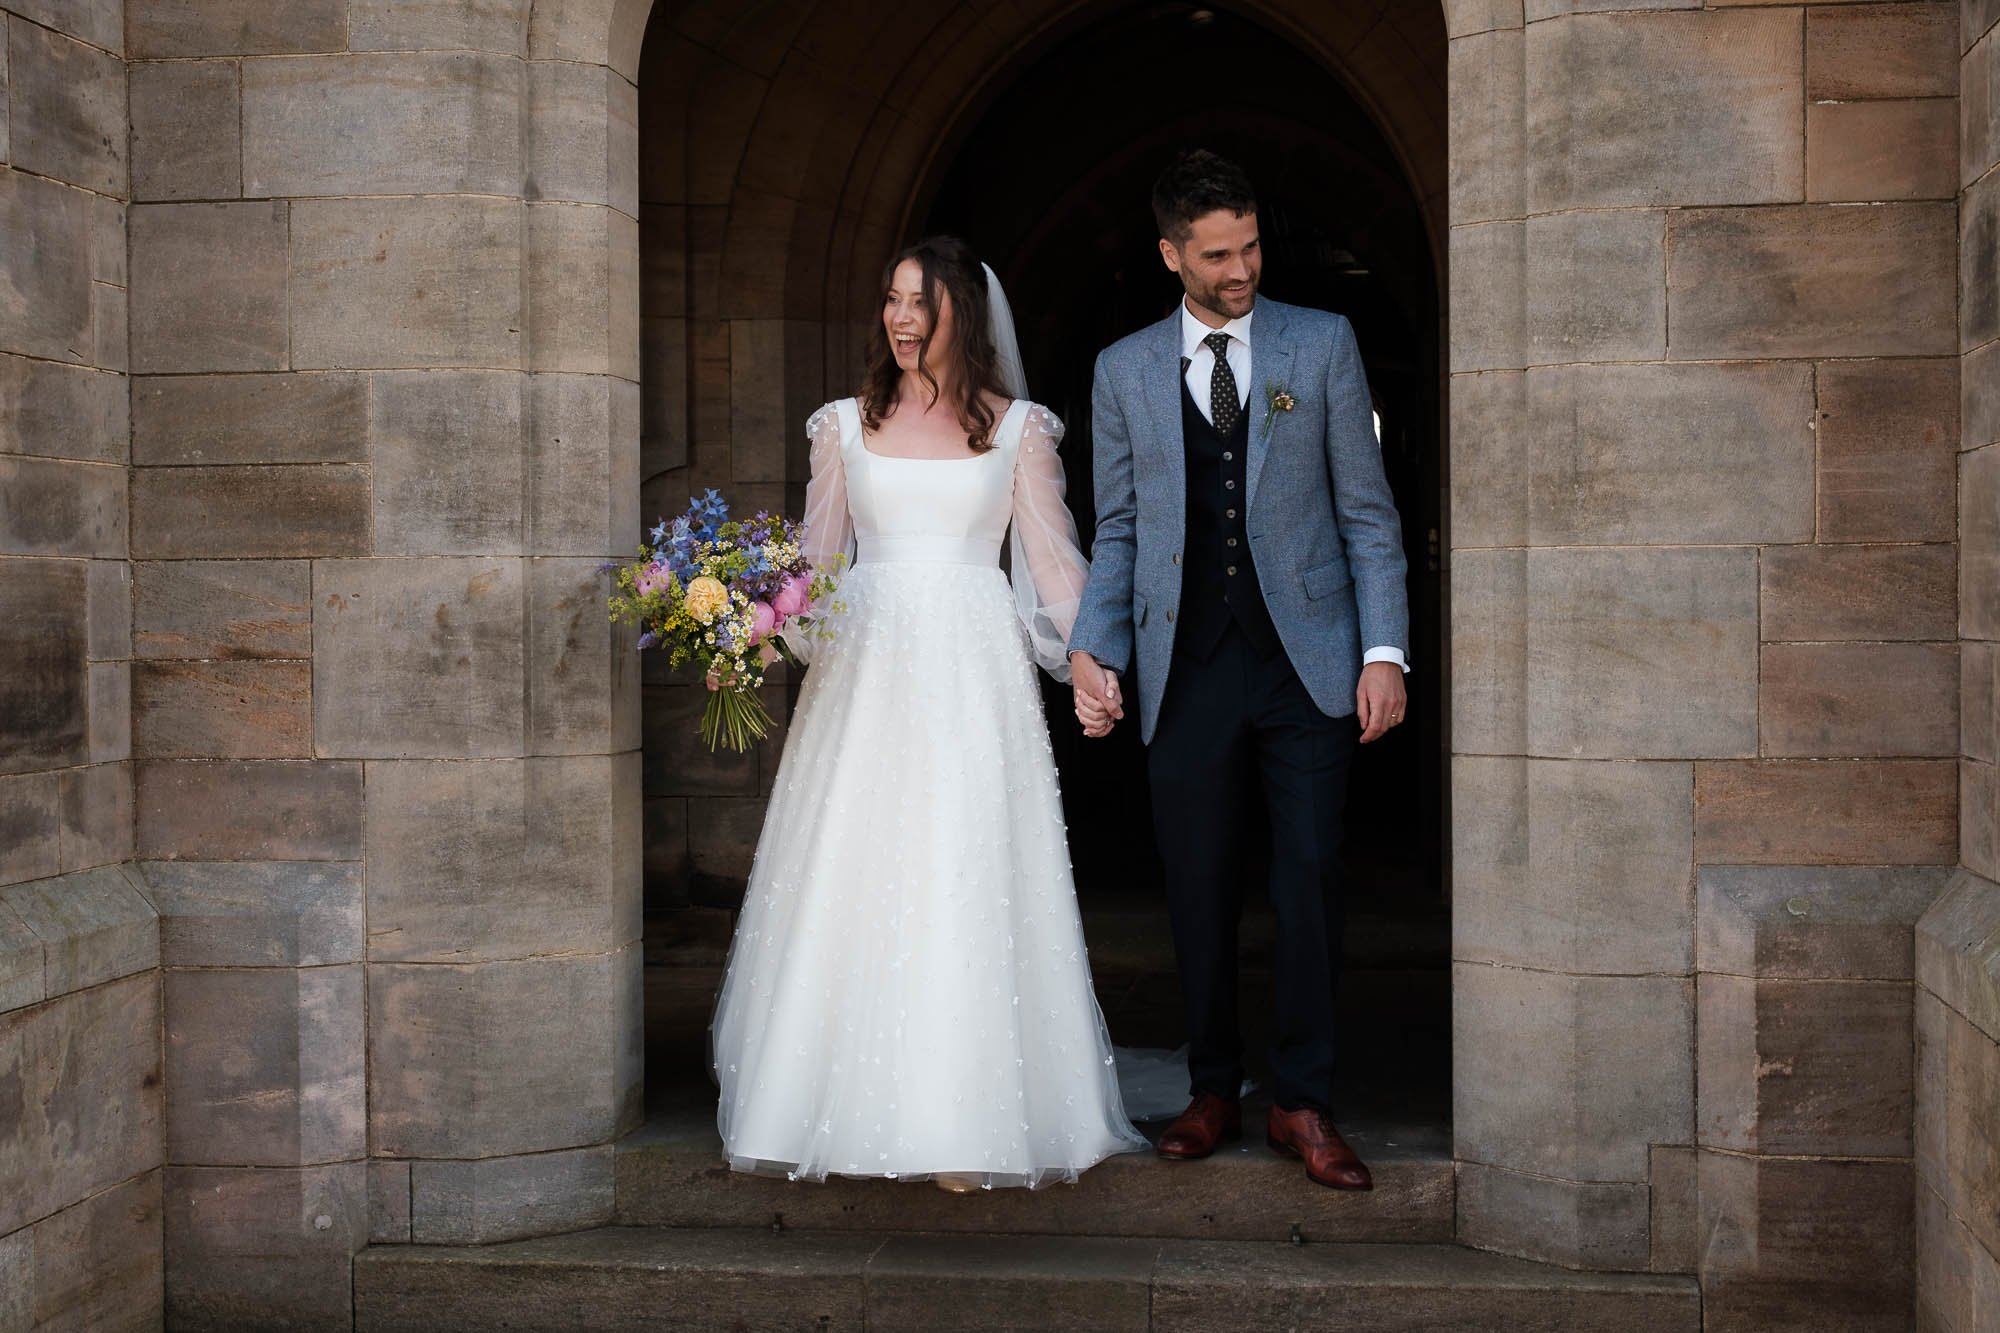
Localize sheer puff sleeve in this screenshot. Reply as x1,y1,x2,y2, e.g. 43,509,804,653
791,402,853,667
800,402,854,576
1010,404,1089,683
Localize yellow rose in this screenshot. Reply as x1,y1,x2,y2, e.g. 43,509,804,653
682,575,729,623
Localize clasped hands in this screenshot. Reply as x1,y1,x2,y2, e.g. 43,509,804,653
1069,652,1123,738
1069,653,1409,743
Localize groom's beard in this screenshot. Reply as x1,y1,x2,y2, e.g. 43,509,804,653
1185,272,1258,322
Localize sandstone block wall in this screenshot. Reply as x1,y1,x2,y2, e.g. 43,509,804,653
0,0,133,901
120,0,643,1322
1448,0,1962,1321
0,869,163,1329
0,0,163,1325
1915,873,2000,1329
1911,3,2000,1327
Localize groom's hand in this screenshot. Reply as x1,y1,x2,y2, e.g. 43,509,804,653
1356,661,1407,744
1070,652,1123,738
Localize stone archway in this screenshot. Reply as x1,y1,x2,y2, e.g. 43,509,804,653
623,0,1456,1155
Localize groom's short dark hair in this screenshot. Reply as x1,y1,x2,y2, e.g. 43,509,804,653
1152,151,1258,245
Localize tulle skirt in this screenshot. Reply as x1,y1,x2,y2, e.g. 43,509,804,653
710,558,1149,1188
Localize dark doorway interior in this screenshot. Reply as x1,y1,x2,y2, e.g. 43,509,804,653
640,1,1448,1135
919,2,1447,1122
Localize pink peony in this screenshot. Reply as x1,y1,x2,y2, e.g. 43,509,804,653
747,599,777,644
635,562,669,597
773,574,811,619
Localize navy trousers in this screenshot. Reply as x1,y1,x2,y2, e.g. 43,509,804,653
1144,622,1359,1112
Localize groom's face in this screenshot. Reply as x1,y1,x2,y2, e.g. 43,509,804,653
1160,209,1261,323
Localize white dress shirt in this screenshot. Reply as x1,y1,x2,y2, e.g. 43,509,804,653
1178,299,1409,674
1180,302,1254,422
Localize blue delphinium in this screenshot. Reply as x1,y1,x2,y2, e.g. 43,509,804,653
658,513,698,579
690,489,729,539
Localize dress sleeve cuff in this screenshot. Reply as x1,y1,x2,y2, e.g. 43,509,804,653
1362,646,1410,673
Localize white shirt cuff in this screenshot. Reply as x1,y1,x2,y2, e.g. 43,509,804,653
1363,646,1409,673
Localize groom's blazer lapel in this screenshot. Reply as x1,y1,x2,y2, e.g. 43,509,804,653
1139,311,1185,520
1246,298,1293,509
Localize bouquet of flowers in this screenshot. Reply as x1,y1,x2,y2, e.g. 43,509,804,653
608,489,842,751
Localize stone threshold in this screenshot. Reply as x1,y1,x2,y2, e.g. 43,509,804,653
352,1227,1701,1331
614,1100,1453,1245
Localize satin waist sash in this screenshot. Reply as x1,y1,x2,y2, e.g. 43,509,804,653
855,534,1002,567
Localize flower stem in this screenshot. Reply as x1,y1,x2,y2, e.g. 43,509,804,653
701,687,773,753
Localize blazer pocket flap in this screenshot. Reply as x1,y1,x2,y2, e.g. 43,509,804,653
1303,560,1354,601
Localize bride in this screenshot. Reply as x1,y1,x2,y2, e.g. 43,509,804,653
709,235,1149,1190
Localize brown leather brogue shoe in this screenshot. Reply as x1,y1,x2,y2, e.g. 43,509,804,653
1266,1105,1373,1190
1156,1092,1242,1159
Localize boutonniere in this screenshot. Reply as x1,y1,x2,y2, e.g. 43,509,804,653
1261,383,1297,442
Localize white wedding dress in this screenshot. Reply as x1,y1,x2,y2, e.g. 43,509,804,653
711,396,1149,1188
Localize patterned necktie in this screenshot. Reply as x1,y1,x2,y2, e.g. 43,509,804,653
1205,330,1240,434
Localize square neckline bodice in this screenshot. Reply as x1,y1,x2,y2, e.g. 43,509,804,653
851,397,1027,463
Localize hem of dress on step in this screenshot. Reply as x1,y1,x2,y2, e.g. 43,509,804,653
722,1142,1148,1191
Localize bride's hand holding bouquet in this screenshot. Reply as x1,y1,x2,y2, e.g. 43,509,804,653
608,489,842,751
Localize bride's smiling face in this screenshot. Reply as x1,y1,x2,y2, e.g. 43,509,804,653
884,258,955,376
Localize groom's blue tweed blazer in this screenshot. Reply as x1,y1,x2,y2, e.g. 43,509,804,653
1068,297,1409,744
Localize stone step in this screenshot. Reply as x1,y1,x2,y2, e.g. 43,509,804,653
614,1103,1454,1245
353,1227,1702,1332
642,898,1450,972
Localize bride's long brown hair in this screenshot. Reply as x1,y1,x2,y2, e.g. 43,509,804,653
858,236,1008,453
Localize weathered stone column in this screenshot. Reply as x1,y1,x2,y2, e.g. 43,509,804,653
1911,2,2000,1327
125,1,641,1322
0,0,167,1324
1450,0,1698,1274
0,0,135,893
1448,3,1960,1320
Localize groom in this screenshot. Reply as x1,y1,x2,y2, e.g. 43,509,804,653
1067,151,1409,1191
